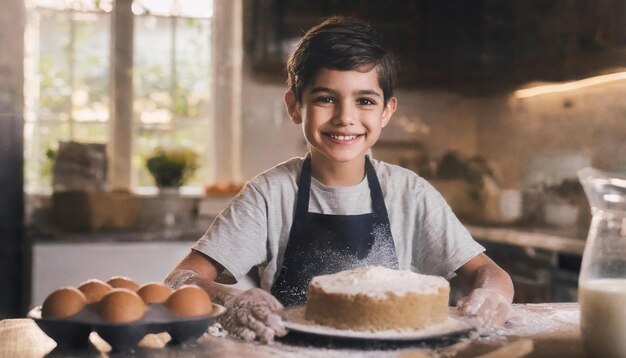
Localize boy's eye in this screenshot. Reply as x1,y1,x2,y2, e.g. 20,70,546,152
356,98,376,106
314,96,334,104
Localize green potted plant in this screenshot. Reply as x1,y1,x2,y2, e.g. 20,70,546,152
146,147,199,189
430,151,500,223
146,147,199,230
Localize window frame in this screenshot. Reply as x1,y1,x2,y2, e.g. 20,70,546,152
24,0,242,196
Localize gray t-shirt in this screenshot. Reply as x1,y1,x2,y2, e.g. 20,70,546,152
193,156,484,291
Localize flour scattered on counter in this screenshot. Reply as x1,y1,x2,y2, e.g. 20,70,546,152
490,304,580,337
551,309,579,325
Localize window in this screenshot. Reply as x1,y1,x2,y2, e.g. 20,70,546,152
24,0,215,194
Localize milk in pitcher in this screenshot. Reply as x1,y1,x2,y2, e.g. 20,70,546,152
580,278,626,357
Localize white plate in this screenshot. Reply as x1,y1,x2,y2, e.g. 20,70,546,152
282,306,474,341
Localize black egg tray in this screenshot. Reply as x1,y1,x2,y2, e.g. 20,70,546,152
27,303,226,351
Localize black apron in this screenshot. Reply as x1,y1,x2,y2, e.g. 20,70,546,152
271,155,399,306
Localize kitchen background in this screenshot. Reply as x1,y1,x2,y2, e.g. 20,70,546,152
1,0,625,318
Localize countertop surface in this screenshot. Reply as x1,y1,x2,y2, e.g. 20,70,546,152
28,225,208,244
31,223,587,256
466,225,586,256
1,303,585,357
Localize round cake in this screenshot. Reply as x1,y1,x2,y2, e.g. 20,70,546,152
305,266,450,331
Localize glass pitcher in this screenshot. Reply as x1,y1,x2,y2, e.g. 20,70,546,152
578,167,626,358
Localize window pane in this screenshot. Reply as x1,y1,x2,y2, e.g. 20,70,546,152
174,17,212,119
36,0,114,12
134,0,213,18
23,121,70,192
135,15,174,123
72,11,110,123
133,11,213,189
25,1,214,193
134,122,210,187
177,0,213,18
25,7,110,193
72,122,109,143
38,9,72,117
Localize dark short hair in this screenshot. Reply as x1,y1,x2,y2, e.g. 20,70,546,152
286,16,398,105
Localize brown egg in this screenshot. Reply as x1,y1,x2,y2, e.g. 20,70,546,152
165,284,213,317
42,287,87,318
97,288,147,323
77,279,113,304
137,282,172,304
106,276,140,291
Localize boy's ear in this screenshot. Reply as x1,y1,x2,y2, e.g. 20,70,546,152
381,97,397,128
284,90,302,124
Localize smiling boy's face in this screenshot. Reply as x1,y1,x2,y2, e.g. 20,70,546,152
285,67,397,168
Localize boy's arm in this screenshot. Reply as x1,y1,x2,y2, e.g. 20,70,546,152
165,249,238,304
455,253,514,302
454,253,518,328
165,250,286,342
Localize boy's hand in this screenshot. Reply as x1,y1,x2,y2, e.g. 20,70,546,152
219,288,287,343
457,288,520,329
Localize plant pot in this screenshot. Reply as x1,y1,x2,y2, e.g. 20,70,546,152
158,187,181,230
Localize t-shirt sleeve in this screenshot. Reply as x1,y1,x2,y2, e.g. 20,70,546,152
413,181,485,279
192,182,268,282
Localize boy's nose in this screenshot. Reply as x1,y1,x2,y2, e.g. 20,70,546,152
333,103,356,126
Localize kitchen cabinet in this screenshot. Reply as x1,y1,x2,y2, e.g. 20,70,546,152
478,241,580,303
246,0,626,94
467,225,583,303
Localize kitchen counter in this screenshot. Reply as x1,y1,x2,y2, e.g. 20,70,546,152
466,225,585,303
30,224,586,254
0,303,585,357
28,224,586,305
29,227,208,244
466,225,586,256
28,221,587,305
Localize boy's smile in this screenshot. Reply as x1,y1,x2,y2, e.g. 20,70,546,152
285,67,397,185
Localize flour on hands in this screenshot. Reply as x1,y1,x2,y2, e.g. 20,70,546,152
219,288,287,343
457,288,521,330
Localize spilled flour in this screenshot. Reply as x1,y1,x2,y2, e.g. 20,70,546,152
443,302,581,355
203,304,579,357
492,304,579,337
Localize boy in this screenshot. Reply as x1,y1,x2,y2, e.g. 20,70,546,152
166,16,515,343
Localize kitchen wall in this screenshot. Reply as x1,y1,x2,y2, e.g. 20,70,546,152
239,0,626,188
476,81,626,188
239,66,626,189
239,69,481,179
240,74,305,178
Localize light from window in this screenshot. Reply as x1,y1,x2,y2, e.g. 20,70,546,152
133,11,212,188
24,0,214,194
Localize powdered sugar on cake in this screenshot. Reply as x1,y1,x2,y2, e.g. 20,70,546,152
309,266,448,298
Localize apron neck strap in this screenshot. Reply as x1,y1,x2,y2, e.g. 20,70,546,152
295,155,313,216
365,156,389,219
296,154,388,218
